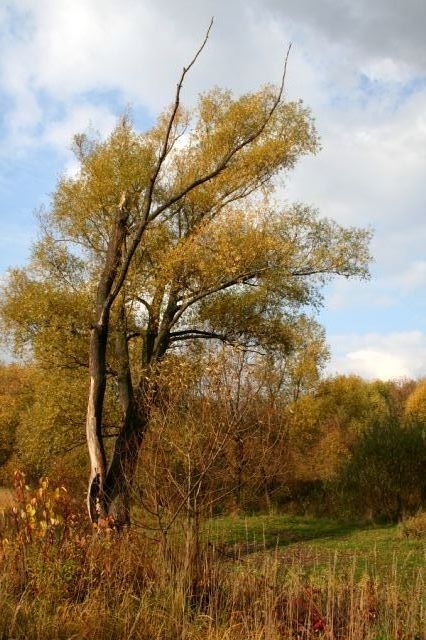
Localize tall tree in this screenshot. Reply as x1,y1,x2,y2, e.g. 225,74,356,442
0,33,371,528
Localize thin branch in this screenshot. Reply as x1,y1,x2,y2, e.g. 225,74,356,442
290,266,347,277
171,267,269,325
108,39,291,310
145,17,214,221
279,42,292,102
162,424,235,533
108,20,213,306
132,296,152,313
169,328,228,342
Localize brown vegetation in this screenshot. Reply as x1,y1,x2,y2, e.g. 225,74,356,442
0,473,423,640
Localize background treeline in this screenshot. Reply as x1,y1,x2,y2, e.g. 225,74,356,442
1,349,425,524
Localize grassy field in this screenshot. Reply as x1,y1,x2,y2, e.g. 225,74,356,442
205,513,425,573
0,486,424,640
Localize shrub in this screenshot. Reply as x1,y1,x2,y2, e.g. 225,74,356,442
0,470,85,545
337,417,426,521
398,510,426,538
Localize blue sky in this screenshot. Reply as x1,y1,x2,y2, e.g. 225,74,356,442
0,0,426,380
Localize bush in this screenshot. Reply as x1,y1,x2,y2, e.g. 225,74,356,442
337,417,426,521
0,470,86,545
398,510,426,538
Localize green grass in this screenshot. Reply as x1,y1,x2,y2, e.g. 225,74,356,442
205,513,359,548
204,513,425,578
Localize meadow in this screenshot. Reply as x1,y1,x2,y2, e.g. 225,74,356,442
0,480,424,640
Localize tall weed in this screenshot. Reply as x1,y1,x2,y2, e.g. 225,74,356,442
0,475,424,639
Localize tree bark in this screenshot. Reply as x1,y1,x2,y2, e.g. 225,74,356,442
86,203,130,524
86,322,109,522
104,410,147,528
102,307,149,529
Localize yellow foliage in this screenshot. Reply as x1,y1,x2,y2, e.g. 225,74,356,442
404,378,426,424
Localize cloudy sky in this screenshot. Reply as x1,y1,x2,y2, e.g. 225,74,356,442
0,0,425,380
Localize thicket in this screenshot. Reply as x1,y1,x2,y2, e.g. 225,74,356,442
0,360,424,524
338,416,426,521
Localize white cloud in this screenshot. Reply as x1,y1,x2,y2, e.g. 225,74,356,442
328,331,426,380
287,87,426,225
42,103,117,150
346,350,411,380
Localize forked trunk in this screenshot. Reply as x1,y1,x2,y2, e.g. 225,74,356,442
87,293,153,529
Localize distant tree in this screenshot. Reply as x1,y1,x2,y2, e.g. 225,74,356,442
372,378,417,420
404,378,426,424
11,368,93,488
339,416,426,521
287,375,388,485
0,32,371,528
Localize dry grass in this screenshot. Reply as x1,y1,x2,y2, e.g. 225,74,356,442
0,531,424,640
0,477,424,640
398,510,426,539
0,487,14,510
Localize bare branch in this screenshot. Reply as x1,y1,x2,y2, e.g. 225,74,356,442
144,17,214,221
278,43,292,102
108,39,290,309
169,328,228,342
171,267,269,326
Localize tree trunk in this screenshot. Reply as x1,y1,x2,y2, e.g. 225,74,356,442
86,322,109,522
98,305,149,528
104,410,147,528
86,203,130,525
